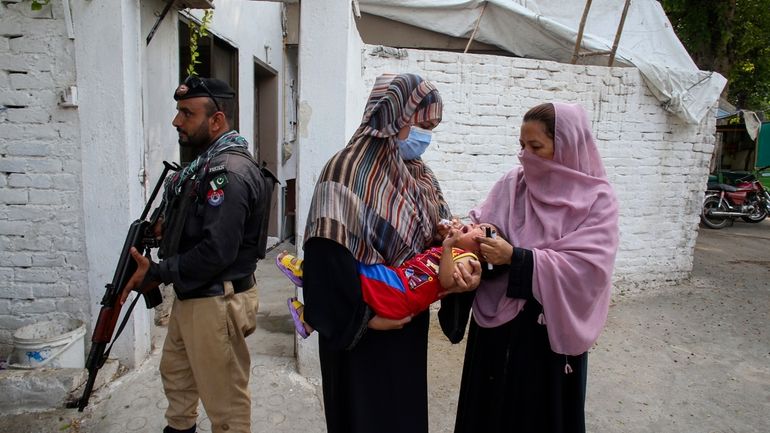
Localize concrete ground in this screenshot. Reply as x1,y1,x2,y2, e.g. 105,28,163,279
1,219,768,432
427,219,770,433
586,218,770,432
0,244,325,433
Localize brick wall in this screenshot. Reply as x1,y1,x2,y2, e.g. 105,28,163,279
361,47,716,288
0,1,87,355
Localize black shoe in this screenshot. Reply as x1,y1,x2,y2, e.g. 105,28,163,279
163,426,196,433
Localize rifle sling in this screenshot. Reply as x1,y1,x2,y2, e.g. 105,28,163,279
100,293,142,368
159,179,196,259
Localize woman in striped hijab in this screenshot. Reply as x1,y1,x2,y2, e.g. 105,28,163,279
303,73,480,433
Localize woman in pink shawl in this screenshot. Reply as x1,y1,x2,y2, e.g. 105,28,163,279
439,102,619,433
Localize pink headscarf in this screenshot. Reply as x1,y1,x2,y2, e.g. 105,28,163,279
469,102,619,355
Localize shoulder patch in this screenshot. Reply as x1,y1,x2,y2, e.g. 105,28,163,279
209,164,227,174
207,189,225,206
209,173,229,191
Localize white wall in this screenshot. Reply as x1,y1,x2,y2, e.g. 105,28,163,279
281,46,299,181
293,39,715,380
204,0,284,144
295,34,715,290
0,0,172,366
141,1,181,198
295,0,364,378
127,0,287,365
0,0,287,365
187,0,287,238
132,0,287,363
72,0,151,366
359,47,716,286
344,25,369,147
0,0,89,356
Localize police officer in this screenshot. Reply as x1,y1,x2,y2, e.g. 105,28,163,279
126,76,269,433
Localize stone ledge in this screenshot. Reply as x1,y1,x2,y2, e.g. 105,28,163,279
0,359,119,413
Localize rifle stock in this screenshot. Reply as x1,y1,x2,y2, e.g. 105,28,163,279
75,162,178,411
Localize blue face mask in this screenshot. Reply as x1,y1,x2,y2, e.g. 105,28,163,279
397,126,433,160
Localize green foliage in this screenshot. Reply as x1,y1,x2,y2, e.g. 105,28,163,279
30,0,51,11
185,10,214,77
662,0,770,116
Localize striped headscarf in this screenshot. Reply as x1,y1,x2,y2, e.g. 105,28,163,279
304,73,448,266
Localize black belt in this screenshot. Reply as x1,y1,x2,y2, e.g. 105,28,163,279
232,274,256,293
176,274,256,300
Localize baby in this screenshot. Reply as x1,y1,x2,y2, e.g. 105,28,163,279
278,222,490,338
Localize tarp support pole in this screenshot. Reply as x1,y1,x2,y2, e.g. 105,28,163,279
579,50,611,57
608,0,631,66
571,0,592,64
464,2,488,54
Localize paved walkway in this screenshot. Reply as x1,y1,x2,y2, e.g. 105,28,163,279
71,243,326,433
0,243,325,433
2,220,769,432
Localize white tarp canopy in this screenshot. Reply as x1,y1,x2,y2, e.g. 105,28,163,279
359,0,727,124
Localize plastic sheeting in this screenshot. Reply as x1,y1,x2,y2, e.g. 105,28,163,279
359,0,727,124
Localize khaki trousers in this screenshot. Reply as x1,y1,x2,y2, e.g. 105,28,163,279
160,282,259,433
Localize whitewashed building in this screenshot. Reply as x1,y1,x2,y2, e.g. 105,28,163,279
1,0,724,379
0,0,292,366
290,0,725,375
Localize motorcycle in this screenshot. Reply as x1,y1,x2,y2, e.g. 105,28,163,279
701,166,770,229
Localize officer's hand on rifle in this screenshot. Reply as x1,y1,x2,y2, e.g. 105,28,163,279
121,247,160,303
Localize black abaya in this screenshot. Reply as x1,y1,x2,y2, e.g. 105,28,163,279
304,237,430,433
442,248,588,433
454,302,588,433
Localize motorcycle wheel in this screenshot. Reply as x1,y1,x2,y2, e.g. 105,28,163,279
701,196,731,229
740,195,768,223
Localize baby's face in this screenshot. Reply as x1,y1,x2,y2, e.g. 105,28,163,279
454,224,486,255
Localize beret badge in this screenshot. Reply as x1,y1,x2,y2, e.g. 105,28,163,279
175,84,189,97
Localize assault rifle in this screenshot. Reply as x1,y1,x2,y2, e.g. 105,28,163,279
74,161,179,411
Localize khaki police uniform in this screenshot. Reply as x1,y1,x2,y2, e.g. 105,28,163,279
149,143,269,433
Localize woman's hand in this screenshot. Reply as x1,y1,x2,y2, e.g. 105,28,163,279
475,229,514,266
438,259,482,297
368,314,412,330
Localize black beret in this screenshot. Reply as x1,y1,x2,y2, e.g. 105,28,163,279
174,76,235,101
